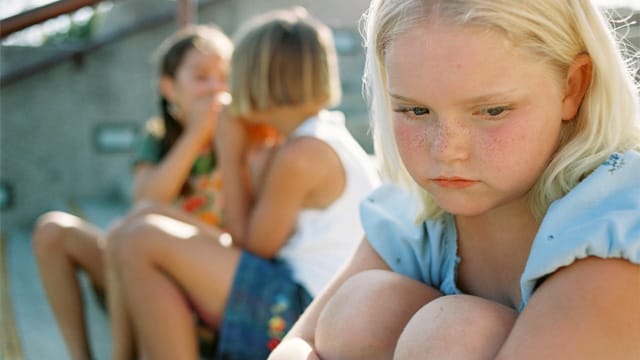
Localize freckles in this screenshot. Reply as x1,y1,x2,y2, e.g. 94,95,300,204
409,130,428,149
480,136,510,161
479,136,500,155
394,122,429,156
432,124,453,153
479,125,525,160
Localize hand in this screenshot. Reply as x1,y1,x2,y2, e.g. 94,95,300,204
183,93,225,143
268,338,320,360
215,109,249,160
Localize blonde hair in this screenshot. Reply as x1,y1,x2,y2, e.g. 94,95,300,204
362,0,640,221
229,6,341,116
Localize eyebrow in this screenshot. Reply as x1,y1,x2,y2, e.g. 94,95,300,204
461,91,517,105
388,92,420,103
388,90,518,105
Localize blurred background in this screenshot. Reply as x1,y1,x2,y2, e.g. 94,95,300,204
1,0,375,235
1,0,640,235
1,2,374,358
0,1,639,359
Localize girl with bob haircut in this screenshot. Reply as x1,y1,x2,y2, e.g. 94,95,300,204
270,0,640,358
108,6,379,360
228,5,341,117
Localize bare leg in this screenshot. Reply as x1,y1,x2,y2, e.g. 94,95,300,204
105,201,220,360
112,213,241,359
315,270,442,360
103,218,137,360
126,200,229,238
104,197,256,359
394,295,517,360
32,211,105,360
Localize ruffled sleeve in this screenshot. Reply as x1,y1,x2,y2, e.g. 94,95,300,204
520,151,640,309
131,132,163,167
360,184,460,294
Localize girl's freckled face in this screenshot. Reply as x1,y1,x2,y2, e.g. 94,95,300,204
385,20,566,216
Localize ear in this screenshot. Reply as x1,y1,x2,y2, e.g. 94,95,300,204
159,75,176,102
561,53,592,121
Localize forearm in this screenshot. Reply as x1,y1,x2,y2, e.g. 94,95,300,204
133,129,210,202
496,258,640,359
269,256,350,359
218,145,252,245
269,277,351,360
215,115,253,244
268,338,320,360
270,239,393,359
268,299,324,360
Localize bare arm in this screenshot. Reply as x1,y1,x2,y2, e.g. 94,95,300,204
134,96,220,203
240,137,343,258
215,112,252,242
268,239,390,359
497,257,640,359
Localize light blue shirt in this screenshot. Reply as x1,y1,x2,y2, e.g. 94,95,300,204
361,151,640,311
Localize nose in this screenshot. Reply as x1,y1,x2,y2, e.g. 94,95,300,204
430,117,470,162
208,78,222,91
208,76,225,92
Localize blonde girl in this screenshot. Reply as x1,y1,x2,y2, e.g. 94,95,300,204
270,0,640,358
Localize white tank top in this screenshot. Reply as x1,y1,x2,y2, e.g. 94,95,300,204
277,110,381,296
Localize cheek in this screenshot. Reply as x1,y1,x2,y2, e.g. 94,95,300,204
479,115,559,180
173,83,194,104
479,122,540,173
393,119,430,163
478,125,517,157
177,78,205,97
502,110,561,152
191,82,211,97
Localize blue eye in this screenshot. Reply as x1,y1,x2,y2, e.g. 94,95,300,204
392,106,430,115
486,106,505,116
392,105,432,121
412,107,429,116
475,105,512,120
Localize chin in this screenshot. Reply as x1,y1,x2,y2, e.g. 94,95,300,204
446,208,489,217
435,198,492,217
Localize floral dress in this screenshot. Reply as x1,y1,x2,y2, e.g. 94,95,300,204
173,151,225,227
133,123,225,228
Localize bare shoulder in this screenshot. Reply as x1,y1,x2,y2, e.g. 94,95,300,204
271,136,342,177
498,257,640,359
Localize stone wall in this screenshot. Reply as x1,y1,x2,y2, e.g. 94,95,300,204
0,0,373,231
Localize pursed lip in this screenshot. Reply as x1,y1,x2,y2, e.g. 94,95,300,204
431,176,477,189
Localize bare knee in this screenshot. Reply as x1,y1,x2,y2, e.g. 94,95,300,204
104,218,158,273
316,270,440,360
395,295,517,360
32,211,77,259
103,201,169,263
126,200,167,219
127,201,154,218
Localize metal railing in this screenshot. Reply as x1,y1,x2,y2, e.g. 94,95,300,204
0,0,104,38
0,0,211,87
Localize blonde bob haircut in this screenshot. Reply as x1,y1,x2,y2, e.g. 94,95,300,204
362,0,640,221
229,6,341,117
